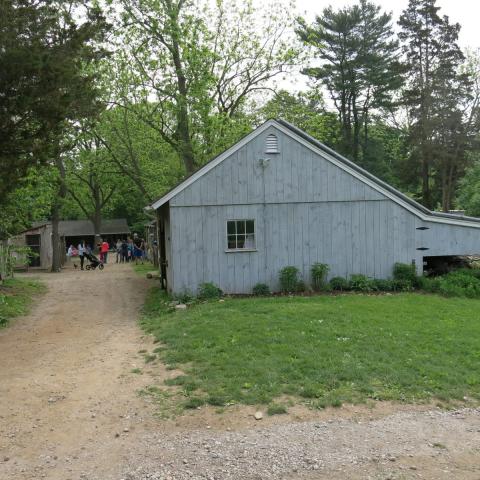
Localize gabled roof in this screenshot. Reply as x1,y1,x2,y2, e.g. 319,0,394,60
150,119,480,229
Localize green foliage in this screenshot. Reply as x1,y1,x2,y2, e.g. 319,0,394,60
258,89,341,149
198,282,223,300
329,276,350,291
399,0,473,210
372,279,394,292
267,403,288,415
416,275,440,293
349,274,374,292
393,262,417,284
391,279,414,292
436,271,480,298
141,287,480,407
279,266,301,293
113,0,300,174
296,280,307,293
297,0,403,163
310,263,330,291
173,291,196,304
457,159,480,217
252,283,270,296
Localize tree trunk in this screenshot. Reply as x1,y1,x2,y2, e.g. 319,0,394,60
51,201,62,272
0,240,9,283
51,156,67,272
168,2,195,174
92,183,102,249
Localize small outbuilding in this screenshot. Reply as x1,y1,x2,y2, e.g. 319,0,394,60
11,218,130,269
149,119,480,294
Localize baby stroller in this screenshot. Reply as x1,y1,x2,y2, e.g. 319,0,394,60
84,251,104,270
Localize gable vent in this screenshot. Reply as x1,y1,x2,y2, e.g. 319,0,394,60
265,134,279,154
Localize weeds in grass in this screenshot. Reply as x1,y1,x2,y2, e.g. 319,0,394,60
0,278,45,328
131,368,142,374
267,403,288,415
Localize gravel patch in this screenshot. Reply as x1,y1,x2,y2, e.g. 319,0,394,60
121,408,480,480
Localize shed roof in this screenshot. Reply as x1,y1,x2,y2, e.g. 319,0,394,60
59,219,130,236
149,119,480,229
22,219,130,236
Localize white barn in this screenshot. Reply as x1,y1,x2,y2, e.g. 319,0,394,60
150,120,480,294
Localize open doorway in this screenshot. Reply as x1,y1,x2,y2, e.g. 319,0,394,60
423,255,478,276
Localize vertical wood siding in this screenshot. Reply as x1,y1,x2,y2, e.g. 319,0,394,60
166,126,480,293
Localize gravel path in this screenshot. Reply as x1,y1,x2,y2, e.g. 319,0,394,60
1,264,479,480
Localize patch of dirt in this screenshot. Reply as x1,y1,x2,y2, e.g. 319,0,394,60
0,263,479,480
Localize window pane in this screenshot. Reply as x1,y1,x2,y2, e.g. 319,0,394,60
227,235,237,249
227,221,236,235
244,233,255,249
237,220,245,234
236,234,246,248
246,220,254,234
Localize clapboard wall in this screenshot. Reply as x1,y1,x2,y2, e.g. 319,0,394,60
165,125,480,294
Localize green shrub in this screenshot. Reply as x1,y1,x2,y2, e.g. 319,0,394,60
393,263,417,284
372,279,394,292
391,279,414,292
349,274,375,292
173,291,195,304
252,283,270,296
330,276,349,291
452,268,480,280
198,282,223,300
416,275,440,293
311,263,330,291
279,266,301,292
296,280,307,292
437,271,480,298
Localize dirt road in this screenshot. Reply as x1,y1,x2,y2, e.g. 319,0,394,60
0,263,479,480
0,263,156,480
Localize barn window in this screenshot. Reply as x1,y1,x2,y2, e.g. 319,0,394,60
265,134,279,153
226,220,256,251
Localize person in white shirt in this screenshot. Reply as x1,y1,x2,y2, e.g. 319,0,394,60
78,241,86,270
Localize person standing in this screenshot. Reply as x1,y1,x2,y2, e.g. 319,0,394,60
101,239,110,264
115,239,122,263
121,239,128,263
78,240,86,271
127,238,134,262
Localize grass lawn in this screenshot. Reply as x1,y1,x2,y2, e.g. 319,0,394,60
0,278,46,328
140,289,480,410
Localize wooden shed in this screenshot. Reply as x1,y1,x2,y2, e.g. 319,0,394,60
11,219,130,270
150,119,480,294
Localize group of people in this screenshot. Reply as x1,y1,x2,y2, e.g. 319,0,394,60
67,239,110,270
66,234,147,269
115,235,147,264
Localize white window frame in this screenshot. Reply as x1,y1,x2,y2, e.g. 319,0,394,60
225,219,257,252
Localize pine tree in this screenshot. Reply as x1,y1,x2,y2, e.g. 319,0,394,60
399,0,472,210
297,0,403,164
